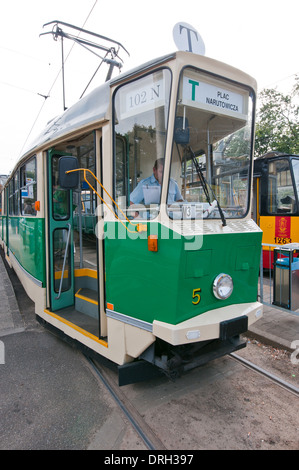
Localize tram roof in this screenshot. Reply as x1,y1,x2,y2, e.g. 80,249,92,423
20,51,257,164
25,79,111,157
255,152,299,162
23,53,176,159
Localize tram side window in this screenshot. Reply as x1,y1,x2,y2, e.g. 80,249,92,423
14,172,20,215
8,180,14,215
20,157,37,216
0,190,3,216
8,174,19,215
1,190,6,215
8,177,18,215
2,190,6,216
267,159,296,214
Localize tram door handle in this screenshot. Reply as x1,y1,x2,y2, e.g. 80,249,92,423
55,223,72,300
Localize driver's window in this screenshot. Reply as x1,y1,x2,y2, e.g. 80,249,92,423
113,69,171,219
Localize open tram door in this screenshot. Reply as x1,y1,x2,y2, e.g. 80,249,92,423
47,150,77,311
46,141,105,342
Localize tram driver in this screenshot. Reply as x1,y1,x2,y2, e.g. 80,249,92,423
130,158,183,208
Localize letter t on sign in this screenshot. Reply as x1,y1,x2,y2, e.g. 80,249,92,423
179,25,198,52
173,22,205,56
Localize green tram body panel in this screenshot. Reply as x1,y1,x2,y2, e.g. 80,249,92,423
104,222,262,325
7,216,46,286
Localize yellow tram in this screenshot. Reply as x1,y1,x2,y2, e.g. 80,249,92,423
253,152,299,269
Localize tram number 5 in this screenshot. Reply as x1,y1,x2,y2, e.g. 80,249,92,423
192,288,201,305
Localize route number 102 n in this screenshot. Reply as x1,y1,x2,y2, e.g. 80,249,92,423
192,288,201,305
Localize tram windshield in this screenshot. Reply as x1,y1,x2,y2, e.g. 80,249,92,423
292,159,299,205
113,66,254,220
266,158,299,214
168,68,254,219
113,69,171,219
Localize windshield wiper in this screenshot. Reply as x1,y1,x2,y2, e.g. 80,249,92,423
187,146,227,226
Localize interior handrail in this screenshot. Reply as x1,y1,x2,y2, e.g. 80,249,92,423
55,223,72,300
66,168,147,233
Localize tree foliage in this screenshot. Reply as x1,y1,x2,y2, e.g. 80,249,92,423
254,76,299,156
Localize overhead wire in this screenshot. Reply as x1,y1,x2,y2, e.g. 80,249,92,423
18,0,99,158
261,72,299,91
79,51,109,99
0,80,42,96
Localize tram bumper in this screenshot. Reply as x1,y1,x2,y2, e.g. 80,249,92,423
152,301,263,346
118,303,263,385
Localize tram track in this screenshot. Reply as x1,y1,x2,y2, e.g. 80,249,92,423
229,352,299,397
84,354,166,451
84,351,298,451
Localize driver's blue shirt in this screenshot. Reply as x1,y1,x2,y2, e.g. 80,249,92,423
130,174,183,204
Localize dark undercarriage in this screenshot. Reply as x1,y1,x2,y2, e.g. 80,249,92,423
37,314,248,386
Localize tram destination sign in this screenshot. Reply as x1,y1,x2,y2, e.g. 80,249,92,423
182,76,248,120
120,77,166,120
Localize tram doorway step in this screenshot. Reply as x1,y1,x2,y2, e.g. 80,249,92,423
75,288,98,319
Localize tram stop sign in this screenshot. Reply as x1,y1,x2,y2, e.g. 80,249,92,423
173,22,205,55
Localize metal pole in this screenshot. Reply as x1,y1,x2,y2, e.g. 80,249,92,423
78,191,83,269
61,35,66,111
55,223,72,299
260,249,264,303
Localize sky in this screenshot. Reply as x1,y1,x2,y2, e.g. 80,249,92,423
0,0,298,175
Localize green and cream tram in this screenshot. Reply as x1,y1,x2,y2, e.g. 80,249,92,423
0,51,263,384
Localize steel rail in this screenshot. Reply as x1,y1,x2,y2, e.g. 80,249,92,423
84,355,166,450
229,352,299,396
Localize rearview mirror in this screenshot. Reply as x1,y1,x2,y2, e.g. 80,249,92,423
174,116,190,145
59,156,79,189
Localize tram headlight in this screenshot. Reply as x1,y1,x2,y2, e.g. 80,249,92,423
213,273,233,300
